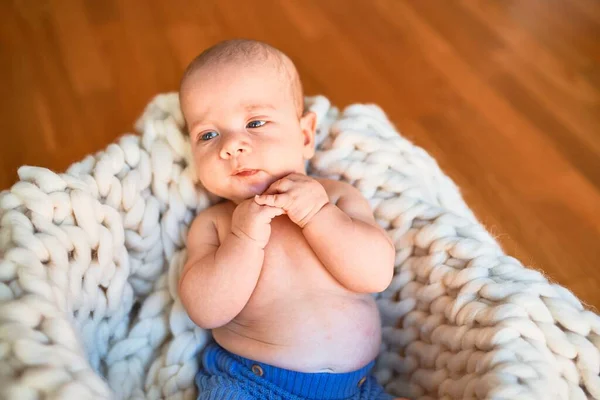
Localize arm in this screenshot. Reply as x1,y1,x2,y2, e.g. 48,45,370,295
178,210,264,329
179,200,283,329
255,174,395,294
301,184,395,293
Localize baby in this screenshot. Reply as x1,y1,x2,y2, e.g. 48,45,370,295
178,39,399,400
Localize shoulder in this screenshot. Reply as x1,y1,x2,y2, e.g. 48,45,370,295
188,201,233,242
191,201,227,224
316,178,362,204
316,177,376,224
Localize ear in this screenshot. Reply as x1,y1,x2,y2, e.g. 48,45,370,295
299,111,317,160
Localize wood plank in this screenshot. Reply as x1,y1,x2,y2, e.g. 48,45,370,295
1,0,598,308
461,0,600,154
373,0,600,304
49,0,112,96
413,0,600,186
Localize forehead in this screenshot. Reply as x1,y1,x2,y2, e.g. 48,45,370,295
181,62,292,118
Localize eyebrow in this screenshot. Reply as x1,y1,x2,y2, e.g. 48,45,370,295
244,103,277,113
189,103,277,133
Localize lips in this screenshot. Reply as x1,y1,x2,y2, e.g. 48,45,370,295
233,169,259,177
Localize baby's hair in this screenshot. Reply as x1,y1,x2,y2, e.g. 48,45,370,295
179,39,305,117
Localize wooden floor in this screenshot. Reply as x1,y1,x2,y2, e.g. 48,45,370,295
1,0,599,308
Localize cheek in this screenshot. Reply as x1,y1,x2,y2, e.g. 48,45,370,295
273,126,304,149
193,153,220,179
193,145,218,164
192,152,206,171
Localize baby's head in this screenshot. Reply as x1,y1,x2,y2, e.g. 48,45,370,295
179,39,317,204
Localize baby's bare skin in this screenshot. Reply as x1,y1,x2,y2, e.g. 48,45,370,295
207,182,383,373
177,40,396,376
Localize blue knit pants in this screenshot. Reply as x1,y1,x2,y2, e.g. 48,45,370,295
195,343,394,400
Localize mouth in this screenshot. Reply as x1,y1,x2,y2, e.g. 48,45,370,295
233,169,260,177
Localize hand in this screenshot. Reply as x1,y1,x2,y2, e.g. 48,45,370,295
231,198,285,249
254,173,329,228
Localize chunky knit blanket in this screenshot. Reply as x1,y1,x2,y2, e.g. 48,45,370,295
0,94,598,400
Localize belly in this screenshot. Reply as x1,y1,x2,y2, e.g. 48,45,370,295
213,222,382,372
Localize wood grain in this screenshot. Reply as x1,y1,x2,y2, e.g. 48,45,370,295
1,0,599,307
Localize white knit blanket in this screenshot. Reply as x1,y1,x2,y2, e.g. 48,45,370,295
0,94,598,400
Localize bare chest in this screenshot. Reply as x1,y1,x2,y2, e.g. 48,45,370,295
263,216,316,269
217,211,344,309
255,216,329,292
211,203,382,370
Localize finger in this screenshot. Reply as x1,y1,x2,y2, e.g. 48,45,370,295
287,173,312,182
283,173,315,186
258,204,285,220
254,193,280,207
265,177,294,194
255,192,290,209
266,173,316,195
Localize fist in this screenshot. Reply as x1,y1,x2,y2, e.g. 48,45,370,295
254,173,329,228
231,198,285,248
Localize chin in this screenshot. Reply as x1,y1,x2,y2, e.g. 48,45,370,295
242,177,274,197
242,186,267,200
221,187,265,204
212,172,280,203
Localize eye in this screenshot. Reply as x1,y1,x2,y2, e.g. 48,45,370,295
199,131,218,141
247,120,266,129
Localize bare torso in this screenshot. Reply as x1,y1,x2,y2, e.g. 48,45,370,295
210,190,382,373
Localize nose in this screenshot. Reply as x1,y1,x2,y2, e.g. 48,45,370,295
219,134,251,159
